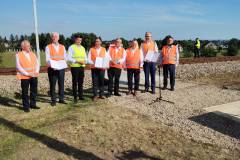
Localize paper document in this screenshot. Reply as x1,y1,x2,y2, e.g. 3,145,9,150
145,51,160,62
50,60,68,70
94,57,110,69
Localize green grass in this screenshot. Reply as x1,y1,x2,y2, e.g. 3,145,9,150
0,52,46,68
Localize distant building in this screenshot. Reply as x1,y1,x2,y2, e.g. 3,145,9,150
177,44,183,52
204,42,218,50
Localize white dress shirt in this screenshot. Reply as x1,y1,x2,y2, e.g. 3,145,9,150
67,45,87,63
107,47,127,64
159,45,179,66
87,47,111,64
45,43,67,70
16,51,40,76
124,48,144,68
140,41,159,62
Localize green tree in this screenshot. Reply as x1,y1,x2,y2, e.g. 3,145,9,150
225,38,239,56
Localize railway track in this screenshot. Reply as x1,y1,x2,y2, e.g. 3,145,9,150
0,56,240,75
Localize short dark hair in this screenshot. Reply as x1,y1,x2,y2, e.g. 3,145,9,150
166,35,173,40
74,34,83,40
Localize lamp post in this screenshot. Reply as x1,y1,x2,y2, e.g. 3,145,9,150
33,0,41,65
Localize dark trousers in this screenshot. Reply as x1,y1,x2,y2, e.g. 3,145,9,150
143,62,156,91
127,69,140,91
194,47,200,58
71,67,84,100
91,69,105,97
21,77,38,109
48,68,65,102
163,64,176,89
107,67,122,94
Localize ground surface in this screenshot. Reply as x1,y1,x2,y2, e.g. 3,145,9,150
0,70,239,160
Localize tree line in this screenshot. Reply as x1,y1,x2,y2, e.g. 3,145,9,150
0,33,239,57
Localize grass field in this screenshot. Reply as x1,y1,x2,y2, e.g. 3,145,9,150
0,52,46,68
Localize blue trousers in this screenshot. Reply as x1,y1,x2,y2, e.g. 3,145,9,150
163,64,176,89
143,62,156,91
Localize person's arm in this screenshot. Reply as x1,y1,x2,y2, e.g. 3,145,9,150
16,53,30,76
140,49,144,68
87,49,94,64
176,46,179,66
119,49,126,64
154,42,159,53
106,49,112,61
63,47,68,61
35,55,40,73
67,46,77,63
45,46,51,66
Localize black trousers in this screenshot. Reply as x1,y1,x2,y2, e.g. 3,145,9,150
163,64,176,89
48,68,65,102
21,77,38,109
71,67,84,99
127,69,140,91
107,67,122,94
194,47,200,58
91,68,105,97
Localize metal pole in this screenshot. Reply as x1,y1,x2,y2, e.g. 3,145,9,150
33,0,41,65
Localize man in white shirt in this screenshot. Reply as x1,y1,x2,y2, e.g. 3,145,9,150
107,38,126,97
67,34,87,103
45,32,67,106
88,37,110,101
16,40,40,112
141,32,159,94
160,35,179,91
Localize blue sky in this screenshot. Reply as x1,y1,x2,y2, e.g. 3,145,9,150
0,0,240,40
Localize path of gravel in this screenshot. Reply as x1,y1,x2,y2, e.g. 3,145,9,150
0,61,239,151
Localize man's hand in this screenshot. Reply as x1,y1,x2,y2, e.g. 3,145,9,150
77,60,85,65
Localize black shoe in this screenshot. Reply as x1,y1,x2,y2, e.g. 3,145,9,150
98,96,106,99
30,106,40,109
79,97,85,101
141,89,149,93
170,88,175,91
106,93,112,98
59,100,67,104
51,102,56,106
114,93,121,96
151,90,156,94
23,108,30,113
162,87,167,90
74,99,78,104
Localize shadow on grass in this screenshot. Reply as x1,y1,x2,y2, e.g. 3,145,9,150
116,150,162,160
0,95,22,110
0,117,103,160
189,112,240,140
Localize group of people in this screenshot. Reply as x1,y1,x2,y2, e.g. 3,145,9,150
16,32,179,112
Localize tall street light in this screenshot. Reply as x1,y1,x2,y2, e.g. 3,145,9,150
33,0,41,65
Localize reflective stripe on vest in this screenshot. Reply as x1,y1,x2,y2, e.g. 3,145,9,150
16,51,37,80
70,44,86,67
125,48,140,69
48,44,65,61
162,45,177,64
90,47,106,69
109,47,124,69
142,41,155,57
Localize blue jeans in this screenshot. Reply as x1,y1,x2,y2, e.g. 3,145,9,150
143,62,156,91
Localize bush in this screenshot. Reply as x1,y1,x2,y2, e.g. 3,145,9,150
201,48,217,57
224,38,239,56
182,51,194,58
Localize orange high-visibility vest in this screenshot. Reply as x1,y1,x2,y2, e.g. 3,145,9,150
125,48,141,69
162,45,177,64
142,41,156,57
48,43,65,61
16,51,38,80
109,47,124,69
90,47,106,69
